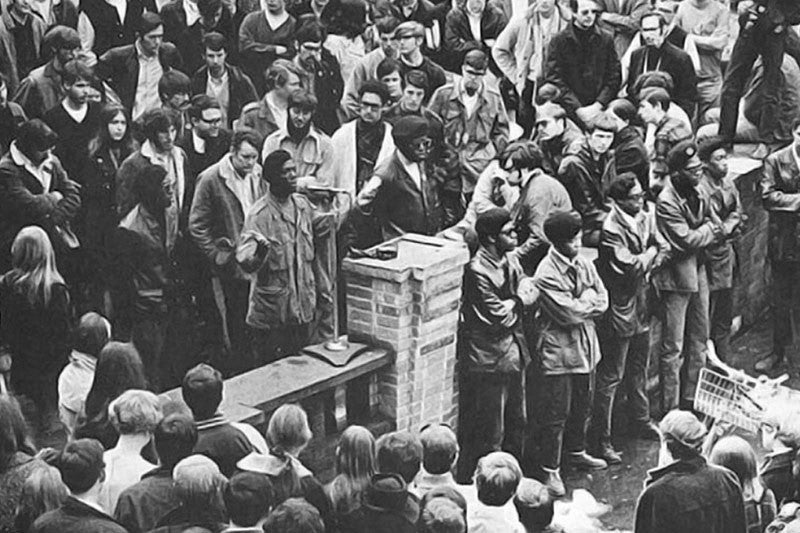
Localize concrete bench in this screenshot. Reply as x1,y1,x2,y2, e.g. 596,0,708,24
160,344,393,432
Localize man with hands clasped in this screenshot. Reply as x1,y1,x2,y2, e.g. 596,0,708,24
457,207,539,483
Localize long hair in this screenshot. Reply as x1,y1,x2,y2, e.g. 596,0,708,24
8,226,65,308
13,465,69,532
709,436,761,499
266,404,313,504
83,342,147,422
87,104,137,160
0,395,36,470
326,425,375,513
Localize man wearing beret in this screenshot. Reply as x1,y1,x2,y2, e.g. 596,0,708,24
654,140,737,414
759,118,800,371
429,49,509,226
458,207,538,481
533,210,609,497
356,115,443,241
634,410,747,533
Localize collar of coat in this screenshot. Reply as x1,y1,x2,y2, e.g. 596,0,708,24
644,455,708,486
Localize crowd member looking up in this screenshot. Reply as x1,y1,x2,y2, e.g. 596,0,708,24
12,465,69,533
459,207,537,478
557,112,617,247
189,128,267,374
544,0,621,127
237,404,330,519
534,210,609,497
626,11,697,119
0,395,47,533
377,58,404,106
531,101,584,177
417,424,459,493
74,342,148,449
326,425,376,524
758,405,800,505
237,150,332,362
191,32,258,130
592,172,664,465
0,118,81,275
394,21,447,101
710,435,777,533
238,59,303,139
468,451,525,532
697,137,741,364
96,13,183,121
634,410,746,533
149,455,228,532
263,498,325,533
181,364,256,477
238,0,297,94
115,413,199,533
31,439,128,533
14,26,81,119
0,226,73,438
58,312,112,436
98,389,163,514
223,472,275,532
79,104,138,314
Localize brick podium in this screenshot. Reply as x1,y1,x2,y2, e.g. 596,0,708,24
342,235,470,432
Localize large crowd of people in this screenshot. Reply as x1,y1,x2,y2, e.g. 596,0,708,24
1,0,800,529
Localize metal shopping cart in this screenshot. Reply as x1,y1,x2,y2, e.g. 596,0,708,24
694,341,797,434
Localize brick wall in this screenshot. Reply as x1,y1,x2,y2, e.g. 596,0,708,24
342,235,470,432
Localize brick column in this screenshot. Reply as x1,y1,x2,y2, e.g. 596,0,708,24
342,235,470,432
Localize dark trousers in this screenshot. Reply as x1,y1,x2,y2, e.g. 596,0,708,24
219,277,251,375
519,78,536,138
539,372,594,470
719,15,800,141
771,260,800,355
592,331,650,445
709,288,733,362
248,323,311,367
458,370,527,481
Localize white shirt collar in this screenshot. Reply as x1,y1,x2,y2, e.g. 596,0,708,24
192,130,206,154
10,142,53,192
62,100,89,123
398,149,423,189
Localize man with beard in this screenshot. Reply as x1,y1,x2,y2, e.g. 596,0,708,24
558,112,618,247
627,12,697,120
236,149,333,364
190,128,267,374
190,32,258,130
341,16,400,119
429,49,509,225
356,115,443,242
159,70,193,144
180,95,232,178
293,20,343,136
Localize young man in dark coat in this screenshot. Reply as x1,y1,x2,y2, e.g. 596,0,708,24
634,410,747,533
30,439,128,533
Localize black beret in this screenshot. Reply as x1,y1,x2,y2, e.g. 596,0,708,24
475,207,511,240
392,116,429,144
667,140,702,174
697,135,729,162
543,210,582,244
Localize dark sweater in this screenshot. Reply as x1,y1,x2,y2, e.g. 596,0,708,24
43,101,102,180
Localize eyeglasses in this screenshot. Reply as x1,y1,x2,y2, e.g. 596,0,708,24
409,138,432,150
360,101,383,110
626,192,645,200
301,42,322,51
200,116,223,125
577,8,598,14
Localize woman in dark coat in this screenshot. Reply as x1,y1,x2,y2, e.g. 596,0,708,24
0,226,72,437
76,104,138,315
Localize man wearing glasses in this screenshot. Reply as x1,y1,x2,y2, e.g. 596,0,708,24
356,115,443,242
428,50,509,226
543,0,620,128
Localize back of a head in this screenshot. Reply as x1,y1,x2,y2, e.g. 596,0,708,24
173,455,227,510
262,497,324,533
659,410,707,460
108,389,163,436
84,341,146,419
514,478,554,532
16,119,58,157
224,472,274,527
155,413,198,470
420,497,467,533
57,439,105,494
15,465,68,531
709,436,758,495
420,486,468,518
764,405,800,449
74,312,111,357
336,425,375,481
543,210,582,246
474,452,522,507
376,430,423,484
475,207,512,248
182,364,223,421
267,404,313,456
420,424,458,476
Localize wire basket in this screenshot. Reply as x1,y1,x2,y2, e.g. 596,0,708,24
694,367,763,433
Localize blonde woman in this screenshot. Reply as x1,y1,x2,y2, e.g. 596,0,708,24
326,425,375,523
0,226,72,437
